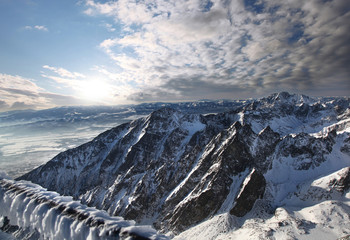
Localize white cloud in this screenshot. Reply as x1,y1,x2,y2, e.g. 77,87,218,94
116,0,154,24
0,73,78,112
0,73,44,93
40,74,77,86
84,0,118,16
242,42,265,61
99,38,119,51
42,65,86,79
34,25,48,31
41,65,89,93
24,25,48,31
102,23,116,32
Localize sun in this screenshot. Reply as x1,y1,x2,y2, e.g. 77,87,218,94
78,79,112,104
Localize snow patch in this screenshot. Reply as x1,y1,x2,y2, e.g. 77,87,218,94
182,119,205,136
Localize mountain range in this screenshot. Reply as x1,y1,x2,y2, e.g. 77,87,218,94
18,92,350,239
0,99,248,178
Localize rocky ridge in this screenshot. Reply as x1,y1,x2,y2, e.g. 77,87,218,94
18,92,350,237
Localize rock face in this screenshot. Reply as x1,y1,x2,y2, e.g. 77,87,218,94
230,169,266,217
18,92,350,234
329,167,350,194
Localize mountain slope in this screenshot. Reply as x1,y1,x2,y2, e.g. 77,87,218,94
18,92,350,238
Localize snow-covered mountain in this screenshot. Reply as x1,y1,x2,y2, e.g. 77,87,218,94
0,100,247,178
17,92,350,239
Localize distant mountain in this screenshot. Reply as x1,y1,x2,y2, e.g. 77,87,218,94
18,92,350,239
0,100,249,135
0,100,249,122
0,99,249,178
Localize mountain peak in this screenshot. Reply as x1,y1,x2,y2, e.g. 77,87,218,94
263,92,313,106
147,107,181,121
273,91,292,100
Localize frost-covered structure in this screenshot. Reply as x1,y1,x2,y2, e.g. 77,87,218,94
0,178,167,240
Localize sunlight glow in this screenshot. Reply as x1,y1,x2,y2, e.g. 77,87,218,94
78,79,112,104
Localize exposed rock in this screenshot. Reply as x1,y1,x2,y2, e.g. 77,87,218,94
230,169,266,217
330,167,350,194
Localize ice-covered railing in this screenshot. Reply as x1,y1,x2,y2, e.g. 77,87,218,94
0,178,168,240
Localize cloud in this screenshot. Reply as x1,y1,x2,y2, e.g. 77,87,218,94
0,73,43,93
0,100,9,109
42,65,86,79
24,25,48,31
39,92,87,106
0,73,49,111
0,73,84,112
41,65,87,91
102,23,116,32
83,0,350,101
127,76,254,102
10,101,37,110
83,0,118,16
41,65,132,105
34,25,48,31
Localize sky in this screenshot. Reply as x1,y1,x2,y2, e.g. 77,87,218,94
0,0,349,112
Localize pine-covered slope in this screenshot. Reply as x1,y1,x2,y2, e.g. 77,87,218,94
18,92,350,238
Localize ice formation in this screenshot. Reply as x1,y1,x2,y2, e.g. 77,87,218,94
0,178,167,240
